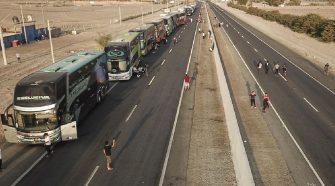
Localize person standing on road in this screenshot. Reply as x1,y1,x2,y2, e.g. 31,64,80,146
103,139,115,170
184,74,190,90
16,53,21,63
264,60,270,74
262,93,270,113
0,147,2,171
44,133,53,157
273,63,280,75
282,64,287,77
257,60,263,74
250,91,256,108
324,63,330,76
202,31,206,39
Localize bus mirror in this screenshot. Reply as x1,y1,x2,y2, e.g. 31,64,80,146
1,114,8,125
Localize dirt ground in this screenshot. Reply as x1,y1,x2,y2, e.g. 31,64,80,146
253,3,335,19
218,2,335,77
0,1,181,143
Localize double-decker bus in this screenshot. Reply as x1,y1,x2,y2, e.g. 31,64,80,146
129,24,155,56
104,32,141,81
146,19,166,44
0,51,109,144
177,12,187,25
161,15,174,36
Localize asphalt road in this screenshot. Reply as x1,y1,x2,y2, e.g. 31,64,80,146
209,3,335,186
0,10,199,186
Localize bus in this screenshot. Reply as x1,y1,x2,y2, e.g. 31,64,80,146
0,51,109,144
129,24,155,56
161,16,174,36
104,32,141,81
146,19,166,44
177,12,187,26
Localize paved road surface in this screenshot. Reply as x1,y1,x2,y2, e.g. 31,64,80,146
0,9,200,186
209,3,335,186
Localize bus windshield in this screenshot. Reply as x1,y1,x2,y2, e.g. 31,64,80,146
15,109,58,132
105,45,130,73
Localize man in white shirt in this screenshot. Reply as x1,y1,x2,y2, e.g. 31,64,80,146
44,133,53,156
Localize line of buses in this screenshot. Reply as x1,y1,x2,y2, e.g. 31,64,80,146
0,5,196,144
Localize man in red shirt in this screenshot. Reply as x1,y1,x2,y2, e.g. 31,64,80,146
262,93,270,113
184,74,190,90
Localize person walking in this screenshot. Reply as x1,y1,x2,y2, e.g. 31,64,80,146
250,91,256,108
282,64,287,77
103,138,115,170
0,147,2,171
274,63,280,75
257,60,263,74
16,53,21,63
264,60,270,74
44,133,53,157
184,74,190,90
262,93,270,113
208,30,211,39
324,63,330,76
202,31,206,39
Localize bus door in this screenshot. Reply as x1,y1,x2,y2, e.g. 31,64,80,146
1,105,19,143
60,121,78,141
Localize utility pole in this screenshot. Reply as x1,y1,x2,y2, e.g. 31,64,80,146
118,5,122,25
141,6,144,24
0,27,8,65
47,20,55,63
20,5,28,44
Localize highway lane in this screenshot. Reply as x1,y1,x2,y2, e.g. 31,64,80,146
13,10,199,186
209,3,335,185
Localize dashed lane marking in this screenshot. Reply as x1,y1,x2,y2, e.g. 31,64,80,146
304,98,319,112
148,76,156,86
161,59,166,65
254,48,258,52
125,105,138,122
85,166,100,186
169,49,172,53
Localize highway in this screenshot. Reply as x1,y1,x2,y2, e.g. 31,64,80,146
0,9,199,186
209,3,335,186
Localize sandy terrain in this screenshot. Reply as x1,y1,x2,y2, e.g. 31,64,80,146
0,1,181,143
253,3,335,19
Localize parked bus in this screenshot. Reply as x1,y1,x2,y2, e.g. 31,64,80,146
146,19,166,44
169,13,178,29
129,24,155,56
0,51,109,144
177,12,187,26
104,32,141,81
161,16,174,36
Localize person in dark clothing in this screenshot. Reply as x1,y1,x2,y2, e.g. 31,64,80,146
282,64,287,77
250,91,256,108
262,93,270,113
103,139,115,170
264,60,270,74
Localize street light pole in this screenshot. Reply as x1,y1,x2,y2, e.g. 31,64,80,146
47,20,55,63
0,27,8,65
20,5,28,44
42,6,47,35
118,5,122,25
141,6,144,24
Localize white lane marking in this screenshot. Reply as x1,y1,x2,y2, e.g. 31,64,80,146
148,76,155,86
304,98,319,112
279,73,288,82
11,152,47,186
169,49,172,53
264,58,267,61
254,48,258,52
241,35,244,38
161,59,166,65
246,41,250,44
159,11,199,186
85,166,100,186
125,105,138,122
106,82,119,94
217,8,326,186
219,6,334,96
237,31,239,34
